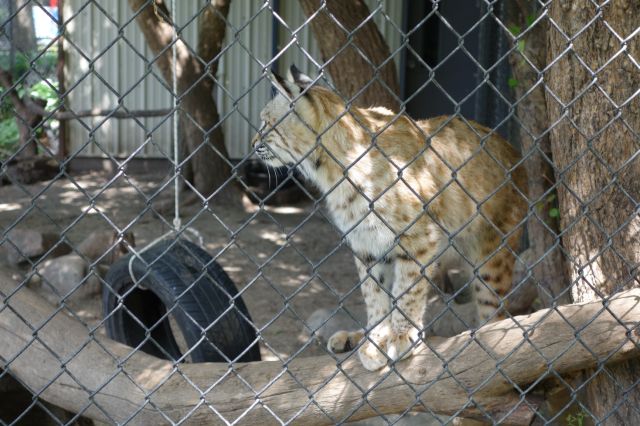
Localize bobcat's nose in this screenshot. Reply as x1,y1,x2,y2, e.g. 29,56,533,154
252,122,267,148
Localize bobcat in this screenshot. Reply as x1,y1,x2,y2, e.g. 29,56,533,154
252,65,527,371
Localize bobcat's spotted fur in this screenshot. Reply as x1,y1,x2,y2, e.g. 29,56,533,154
253,66,527,371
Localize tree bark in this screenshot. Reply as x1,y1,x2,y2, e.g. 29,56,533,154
2,0,41,159
9,0,36,55
505,3,570,308
546,0,640,423
298,0,400,110
4,272,640,425
128,0,234,201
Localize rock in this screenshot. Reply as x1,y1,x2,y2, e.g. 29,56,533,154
423,295,479,337
0,255,28,283
306,307,364,346
33,254,101,304
444,268,474,304
76,230,134,264
5,156,59,185
0,229,70,265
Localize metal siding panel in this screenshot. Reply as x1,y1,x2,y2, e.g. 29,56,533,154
63,1,400,159
92,1,119,157
220,1,271,160
121,1,155,158
65,0,96,157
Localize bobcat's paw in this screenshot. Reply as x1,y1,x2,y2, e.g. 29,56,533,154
358,339,389,371
358,327,421,371
386,328,420,362
327,329,364,354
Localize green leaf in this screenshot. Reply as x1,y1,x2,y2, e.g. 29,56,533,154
517,40,526,52
549,208,560,218
525,14,536,27
508,77,519,88
29,80,59,110
509,24,521,36
0,118,19,150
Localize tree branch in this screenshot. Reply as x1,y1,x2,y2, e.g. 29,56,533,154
127,0,201,92
0,68,28,117
198,0,230,77
2,270,639,425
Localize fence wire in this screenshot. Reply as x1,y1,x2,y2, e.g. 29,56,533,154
1,0,639,425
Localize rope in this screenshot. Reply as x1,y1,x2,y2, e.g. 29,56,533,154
171,0,180,232
127,0,203,287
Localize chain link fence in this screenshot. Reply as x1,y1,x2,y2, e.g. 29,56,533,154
1,0,639,424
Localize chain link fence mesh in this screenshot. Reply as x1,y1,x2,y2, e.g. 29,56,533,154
1,0,639,424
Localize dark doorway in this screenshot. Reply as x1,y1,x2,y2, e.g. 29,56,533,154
403,1,513,137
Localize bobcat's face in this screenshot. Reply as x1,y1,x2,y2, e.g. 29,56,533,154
253,101,297,167
252,66,317,168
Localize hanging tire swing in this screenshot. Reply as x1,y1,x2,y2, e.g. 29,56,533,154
103,239,261,363
100,12,260,364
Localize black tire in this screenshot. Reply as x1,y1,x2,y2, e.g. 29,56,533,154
103,239,261,363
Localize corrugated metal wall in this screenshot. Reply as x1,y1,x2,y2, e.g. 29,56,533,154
63,1,403,160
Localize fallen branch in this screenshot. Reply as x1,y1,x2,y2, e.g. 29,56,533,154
1,270,639,425
25,102,173,120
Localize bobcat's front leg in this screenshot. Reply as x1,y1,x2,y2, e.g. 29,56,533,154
328,256,392,370
386,253,433,361
357,238,442,370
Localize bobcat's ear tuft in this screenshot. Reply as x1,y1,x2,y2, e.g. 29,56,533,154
289,64,313,88
270,71,294,101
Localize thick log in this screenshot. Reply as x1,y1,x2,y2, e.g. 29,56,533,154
1,270,639,425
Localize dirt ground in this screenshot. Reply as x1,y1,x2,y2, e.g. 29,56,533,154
0,170,368,362
0,171,529,426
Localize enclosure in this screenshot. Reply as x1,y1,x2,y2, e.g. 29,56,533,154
1,0,640,425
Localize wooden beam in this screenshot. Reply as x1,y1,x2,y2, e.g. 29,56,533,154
1,270,639,425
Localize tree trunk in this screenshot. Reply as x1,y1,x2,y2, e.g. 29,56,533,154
3,0,40,159
128,0,234,201
10,0,36,56
298,0,400,110
505,3,570,308
546,0,640,423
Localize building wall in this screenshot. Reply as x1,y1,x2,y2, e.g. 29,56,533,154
63,0,402,160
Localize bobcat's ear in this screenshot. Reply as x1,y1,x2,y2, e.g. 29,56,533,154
269,71,295,101
288,64,313,88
